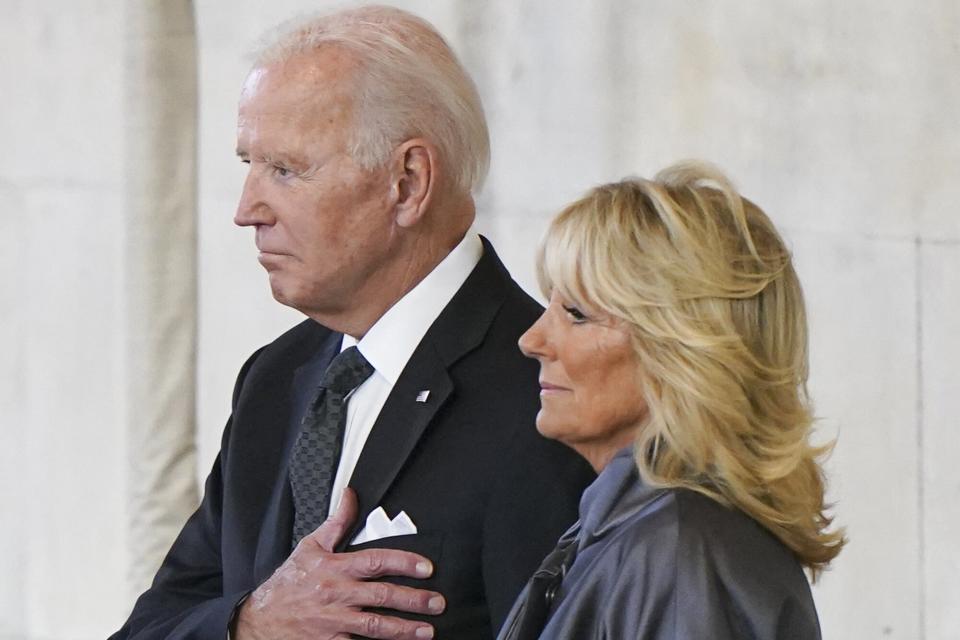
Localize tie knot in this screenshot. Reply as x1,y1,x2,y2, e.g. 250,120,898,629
321,346,375,395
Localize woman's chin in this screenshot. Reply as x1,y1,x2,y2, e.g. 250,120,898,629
534,414,571,448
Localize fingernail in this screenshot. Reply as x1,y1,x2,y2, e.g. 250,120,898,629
429,596,445,613
416,561,432,576
416,626,434,639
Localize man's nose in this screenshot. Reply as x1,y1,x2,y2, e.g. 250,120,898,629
234,170,271,227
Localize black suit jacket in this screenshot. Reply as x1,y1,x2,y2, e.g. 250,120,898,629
111,239,595,639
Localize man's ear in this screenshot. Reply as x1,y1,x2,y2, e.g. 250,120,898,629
392,139,436,228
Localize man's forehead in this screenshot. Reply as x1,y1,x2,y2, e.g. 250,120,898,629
241,46,361,99
238,61,358,135
236,51,359,155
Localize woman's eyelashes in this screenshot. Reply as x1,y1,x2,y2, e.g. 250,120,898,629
562,305,588,324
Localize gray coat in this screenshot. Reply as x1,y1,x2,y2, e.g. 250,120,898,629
499,448,822,639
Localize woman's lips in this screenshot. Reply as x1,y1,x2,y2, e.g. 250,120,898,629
539,381,569,395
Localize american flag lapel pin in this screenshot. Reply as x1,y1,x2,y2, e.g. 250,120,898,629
416,390,430,403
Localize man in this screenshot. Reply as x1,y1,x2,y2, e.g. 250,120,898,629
111,6,593,640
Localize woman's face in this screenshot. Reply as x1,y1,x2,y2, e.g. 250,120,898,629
519,291,648,472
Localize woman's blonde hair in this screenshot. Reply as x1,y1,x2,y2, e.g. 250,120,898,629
538,161,844,578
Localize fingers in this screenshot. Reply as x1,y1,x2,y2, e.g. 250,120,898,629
342,580,446,616
307,487,359,552
338,547,435,580
339,610,437,640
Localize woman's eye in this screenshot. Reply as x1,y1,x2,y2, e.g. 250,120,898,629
562,305,588,323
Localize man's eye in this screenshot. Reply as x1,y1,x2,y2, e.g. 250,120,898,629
272,165,292,178
562,305,588,323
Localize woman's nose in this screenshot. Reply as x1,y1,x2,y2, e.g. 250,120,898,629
519,312,549,359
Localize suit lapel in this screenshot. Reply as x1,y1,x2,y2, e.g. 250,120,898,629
343,346,454,547
253,327,342,581
340,237,515,548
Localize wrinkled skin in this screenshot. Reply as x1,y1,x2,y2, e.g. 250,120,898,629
232,488,445,640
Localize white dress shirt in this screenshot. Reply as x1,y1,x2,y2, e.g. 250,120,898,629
330,232,483,515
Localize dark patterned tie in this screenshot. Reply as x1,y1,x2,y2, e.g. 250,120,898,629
507,527,580,640
289,346,375,547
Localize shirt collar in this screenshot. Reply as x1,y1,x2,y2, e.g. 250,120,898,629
341,231,483,385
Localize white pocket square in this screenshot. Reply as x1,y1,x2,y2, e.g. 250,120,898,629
351,507,418,545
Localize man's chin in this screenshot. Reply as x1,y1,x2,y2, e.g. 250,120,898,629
268,278,324,317
267,277,300,309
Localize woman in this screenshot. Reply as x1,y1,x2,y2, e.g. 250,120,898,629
499,162,844,639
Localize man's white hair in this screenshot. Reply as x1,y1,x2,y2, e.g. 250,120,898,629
252,5,490,195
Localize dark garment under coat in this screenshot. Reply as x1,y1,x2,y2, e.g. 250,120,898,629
499,448,822,640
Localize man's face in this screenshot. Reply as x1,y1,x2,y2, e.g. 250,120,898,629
234,50,398,320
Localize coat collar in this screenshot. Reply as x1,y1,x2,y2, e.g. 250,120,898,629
337,236,516,547
576,447,670,551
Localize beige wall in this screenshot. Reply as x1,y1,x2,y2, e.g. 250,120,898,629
0,2,129,638
1,1,957,638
